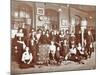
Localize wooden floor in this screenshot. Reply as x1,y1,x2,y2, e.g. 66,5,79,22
11,49,96,74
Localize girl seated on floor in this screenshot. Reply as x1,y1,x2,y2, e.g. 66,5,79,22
20,47,34,68
77,43,87,60
68,44,81,64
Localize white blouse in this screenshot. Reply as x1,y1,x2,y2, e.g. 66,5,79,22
49,45,56,54
36,33,41,40
16,33,24,37
77,46,82,51
70,48,77,54
22,52,33,63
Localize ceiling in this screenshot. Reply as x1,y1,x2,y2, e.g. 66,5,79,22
69,4,96,13
44,3,96,13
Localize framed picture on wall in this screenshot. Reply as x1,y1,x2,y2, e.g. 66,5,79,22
37,8,44,15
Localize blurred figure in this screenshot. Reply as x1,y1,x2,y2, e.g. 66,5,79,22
50,30,58,43
61,39,69,60
55,47,61,65
76,44,86,63
45,30,51,44
30,28,36,38
29,35,38,65
39,31,47,44
49,41,56,64
36,29,42,43
86,30,94,58
49,41,56,59
16,28,24,41
69,32,76,48
64,30,69,41
59,30,65,43
14,34,26,64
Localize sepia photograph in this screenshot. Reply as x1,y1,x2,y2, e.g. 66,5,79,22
11,0,96,74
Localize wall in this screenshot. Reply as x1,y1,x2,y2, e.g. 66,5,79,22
12,2,95,31
70,7,88,32
87,11,96,29
35,2,45,30
59,7,69,31
11,1,35,28
35,3,70,31
70,7,96,30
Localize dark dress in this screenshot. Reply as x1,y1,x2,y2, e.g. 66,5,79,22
29,40,38,64
39,34,47,44
69,35,76,48
59,35,65,42
45,34,51,44
15,41,23,64
50,34,57,42
11,36,18,61
55,50,60,63
49,51,53,60
86,34,94,57
62,44,69,58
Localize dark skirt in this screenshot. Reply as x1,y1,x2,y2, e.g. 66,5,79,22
19,60,34,69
